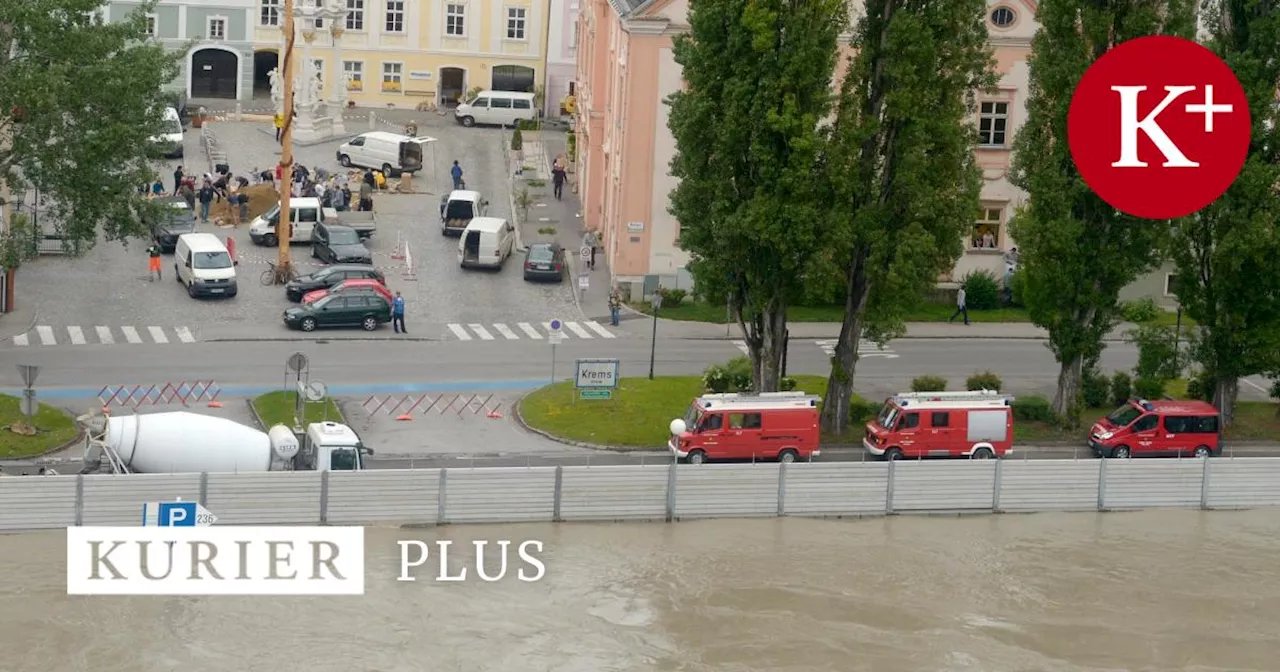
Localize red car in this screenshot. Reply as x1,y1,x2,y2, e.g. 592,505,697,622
302,278,392,304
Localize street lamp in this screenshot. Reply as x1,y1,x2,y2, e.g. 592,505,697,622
648,292,662,380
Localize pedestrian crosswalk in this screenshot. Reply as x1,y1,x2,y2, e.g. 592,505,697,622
444,321,618,341
12,325,198,347
732,339,899,358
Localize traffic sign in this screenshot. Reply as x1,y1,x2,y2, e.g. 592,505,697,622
16,365,39,387
550,319,562,331
578,275,589,292
579,389,613,400
143,500,217,527
549,332,566,345
580,246,591,261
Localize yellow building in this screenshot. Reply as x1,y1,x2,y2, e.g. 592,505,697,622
250,0,549,110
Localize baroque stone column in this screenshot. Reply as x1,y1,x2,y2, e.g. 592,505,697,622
327,21,347,135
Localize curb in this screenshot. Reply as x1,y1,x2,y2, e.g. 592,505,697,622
203,336,443,343
0,305,39,342
0,426,86,464
512,393,664,453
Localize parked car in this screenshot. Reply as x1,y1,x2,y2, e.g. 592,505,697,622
147,106,184,159
458,217,516,269
284,264,384,302
440,190,488,236
522,243,566,282
302,278,393,305
283,292,392,332
668,392,821,465
335,131,434,176
311,223,372,265
1088,398,1221,458
454,91,538,128
862,390,1015,460
248,197,376,246
147,197,196,252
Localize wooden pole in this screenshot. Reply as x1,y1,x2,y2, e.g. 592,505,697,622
277,0,296,274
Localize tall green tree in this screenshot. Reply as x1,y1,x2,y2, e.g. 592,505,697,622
1168,0,1280,426
667,0,846,391
0,0,180,260
1009,0,1194,424
817,0,994,433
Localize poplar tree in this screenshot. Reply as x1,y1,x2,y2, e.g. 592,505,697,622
1169,0,1280,425
817,0,994,433
0,0,180,262
1008,0,1194,425
667,0,846,391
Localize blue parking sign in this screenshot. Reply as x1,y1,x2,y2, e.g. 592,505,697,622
158,502,197,527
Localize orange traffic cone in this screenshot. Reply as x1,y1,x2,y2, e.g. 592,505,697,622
395,414,413,421
207,401,223,408
486,410,503,419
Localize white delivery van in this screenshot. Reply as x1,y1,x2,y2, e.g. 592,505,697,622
148,106,184,158
458,217,517,269
336,132,435,176
440,190,488,236
174,233,237,298
455,91,538,128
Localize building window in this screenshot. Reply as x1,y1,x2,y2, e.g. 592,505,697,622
1164,273,1179,296
990,7,1016,28
346,0,364,30
505,7,527,40
344,60,363,91
972,207,1003,249
381,62,403,92
385,0,405,33
260,0,281,26
445,3,466,37
207,16,227,40
571,21,579,48
144,13,157,37
978,101,1009,147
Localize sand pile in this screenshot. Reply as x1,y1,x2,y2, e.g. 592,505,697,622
210,184,280,224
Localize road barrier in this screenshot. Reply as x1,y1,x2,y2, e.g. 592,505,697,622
4,458,1280,531
402,243,417,281
362,393,503,421
98,381,222,411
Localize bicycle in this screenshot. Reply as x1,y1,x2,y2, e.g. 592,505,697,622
260,260,298,286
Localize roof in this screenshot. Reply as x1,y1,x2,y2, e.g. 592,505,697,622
466,216,509,231
696,392,820,411
448,190,483,201
177,232,225,249
607,0,649,16
1148,400,1218,414
307,421,360,445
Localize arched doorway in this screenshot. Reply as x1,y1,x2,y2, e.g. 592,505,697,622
490,65,535,93
439,67,466,107
190,48,239,99
253,50,279,100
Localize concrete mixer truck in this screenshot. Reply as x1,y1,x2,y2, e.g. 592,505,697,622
77,411,374,474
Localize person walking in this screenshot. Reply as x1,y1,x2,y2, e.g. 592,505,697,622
273,112,284,143
146,239,163,281
391,291,407,334
608,287,622,326
173,166,184,193
583,229,598,270
357,179,374,212
196,181,216,223
451,161,464,190
949,286,970,325
552,164,567,200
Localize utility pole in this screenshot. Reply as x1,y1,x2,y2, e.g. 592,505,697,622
276,0,297,278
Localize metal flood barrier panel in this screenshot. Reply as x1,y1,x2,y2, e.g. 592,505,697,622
4,458,1280,531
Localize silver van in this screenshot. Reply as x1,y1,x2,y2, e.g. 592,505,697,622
455,91,538,128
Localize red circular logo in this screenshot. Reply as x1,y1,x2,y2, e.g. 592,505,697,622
1067,35,1251,220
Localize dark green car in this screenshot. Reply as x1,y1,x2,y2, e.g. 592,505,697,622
282,291,392,332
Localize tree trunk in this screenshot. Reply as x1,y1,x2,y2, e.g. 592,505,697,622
1053,354,1084,426
820,254,871,434
1213,377,1238,428
738,295,789,392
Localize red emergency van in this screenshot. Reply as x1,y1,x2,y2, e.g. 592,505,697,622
668,392,821,464
862,390,1015,460
1088,398,1221,458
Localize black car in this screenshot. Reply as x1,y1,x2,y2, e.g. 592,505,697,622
283,291,392,332
523,242,566,282
147,198,196,252
284,264,385,302
311,222,372,265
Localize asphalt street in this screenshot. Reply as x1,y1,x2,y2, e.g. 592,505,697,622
0,337,1146,400
12,115,578,343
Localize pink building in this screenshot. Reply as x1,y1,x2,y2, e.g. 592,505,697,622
575,0,1043,298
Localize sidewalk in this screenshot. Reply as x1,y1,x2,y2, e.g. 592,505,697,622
631,313,1134,341
0,293,37,341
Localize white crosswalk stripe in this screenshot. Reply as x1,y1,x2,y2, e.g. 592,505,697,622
148,326,169,344
447,324,472,341
584,321,616,338
175,327,196,343
564,321,592,338
517,322,543,339
37,326,56,345
9,325,199,347
95,326,114,344
492,323,520,340
733,340,749,355
67,326,86,345
815,339,899,358
121,327,143,344
468,324,495,340
13,332,28,346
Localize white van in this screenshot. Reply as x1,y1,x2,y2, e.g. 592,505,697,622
174,233,237,298
455,91,538,128
149,106,184,158
336,132,436,176
458,217,517,269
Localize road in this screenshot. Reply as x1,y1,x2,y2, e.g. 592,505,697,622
0,337,1150,400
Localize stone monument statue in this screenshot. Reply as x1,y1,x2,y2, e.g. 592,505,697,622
309,74,323,108
268,68,284,111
